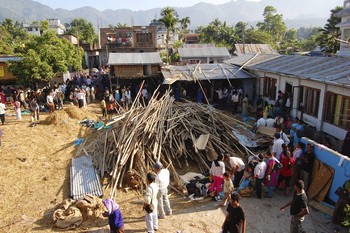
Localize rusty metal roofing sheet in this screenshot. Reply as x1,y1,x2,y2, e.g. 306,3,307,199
70,156,103,200
108,52,162,65
178,47,230,58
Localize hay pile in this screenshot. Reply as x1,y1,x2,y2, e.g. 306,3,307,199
64,106,99,121
44,110,73,125
44,106,99,126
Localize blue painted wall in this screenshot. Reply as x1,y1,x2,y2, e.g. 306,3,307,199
301,138,350,203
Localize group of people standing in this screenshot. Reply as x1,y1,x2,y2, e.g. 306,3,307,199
214,86,250,115
101,161,172,233
208,139,314,233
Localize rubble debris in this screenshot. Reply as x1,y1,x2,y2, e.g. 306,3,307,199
76,88,268,199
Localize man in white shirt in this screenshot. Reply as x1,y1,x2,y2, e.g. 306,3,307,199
153,162,172,219
276,125,290,145
272,132,285,161
223,154,245,187
231,92,240,114
254,154,267,199
252,117,267,133
266,117,275,127
46,91,54,113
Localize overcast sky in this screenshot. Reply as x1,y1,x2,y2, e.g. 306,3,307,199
34,0,260,11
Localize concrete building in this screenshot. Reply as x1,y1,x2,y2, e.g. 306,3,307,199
99,26,159,66
22,18,65,36
335,0,350,57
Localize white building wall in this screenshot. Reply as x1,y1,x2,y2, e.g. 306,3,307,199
254,72,349,139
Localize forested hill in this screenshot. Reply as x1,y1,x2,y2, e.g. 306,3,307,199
0,0,343,29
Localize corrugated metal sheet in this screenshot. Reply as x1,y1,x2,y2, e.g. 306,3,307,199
0,56,21,62
224,54,279,66
234,44,277,55
108,52,162,65
70,156,103,200
161,63,255,84
178,47,230,58
226,54,350,87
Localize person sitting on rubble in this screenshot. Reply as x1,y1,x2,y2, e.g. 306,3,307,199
236,160,256,194
102,198,124,233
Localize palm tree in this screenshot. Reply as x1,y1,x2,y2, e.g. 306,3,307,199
160,7,179,64
179,16,191,34
317,6,343,54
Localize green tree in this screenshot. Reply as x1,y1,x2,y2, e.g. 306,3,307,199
0,18,29,55
235,21,247,44
179,16,191,34
257,6,286,44
198,18,237,51
160,7,179,64
66,18,97,45
279,28,298,54
316,6,343,54
244,28,274,45
8,30,80,86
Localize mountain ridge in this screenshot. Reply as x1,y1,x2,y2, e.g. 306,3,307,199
0,0,344,30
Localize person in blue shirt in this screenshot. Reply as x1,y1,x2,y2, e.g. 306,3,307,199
290,117,304,146
102,198,124,233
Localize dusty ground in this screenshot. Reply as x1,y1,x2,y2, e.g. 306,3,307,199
0,104,348,233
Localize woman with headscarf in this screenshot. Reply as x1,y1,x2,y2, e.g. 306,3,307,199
102,198,124,233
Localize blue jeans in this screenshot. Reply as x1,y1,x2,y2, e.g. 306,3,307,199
267,184,274,197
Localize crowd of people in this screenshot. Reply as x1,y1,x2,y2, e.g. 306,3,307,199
0,70,154,123
206,125,316,232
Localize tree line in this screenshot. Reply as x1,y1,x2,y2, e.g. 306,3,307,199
0,5,343,85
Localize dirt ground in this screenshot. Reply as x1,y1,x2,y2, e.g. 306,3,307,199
0,104,348,233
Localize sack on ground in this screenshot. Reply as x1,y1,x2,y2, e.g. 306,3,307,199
186,182,201,197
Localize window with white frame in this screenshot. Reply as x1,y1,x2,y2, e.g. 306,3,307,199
263,77,277,100
324,92,350,129
299,86,320,117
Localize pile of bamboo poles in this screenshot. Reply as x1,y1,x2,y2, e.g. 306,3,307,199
77,89,263,198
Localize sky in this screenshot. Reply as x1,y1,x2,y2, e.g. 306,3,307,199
34,0,260,11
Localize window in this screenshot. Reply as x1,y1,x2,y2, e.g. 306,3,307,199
136,32,152,44
300,86,320,117
324,92,350,129
263,77,277,100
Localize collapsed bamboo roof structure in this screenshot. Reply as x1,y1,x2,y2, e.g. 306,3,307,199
76,88,269,199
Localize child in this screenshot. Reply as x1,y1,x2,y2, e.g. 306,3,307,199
102,198,124,233
13,99,22,120
217,172,234,208
100,98,107,119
